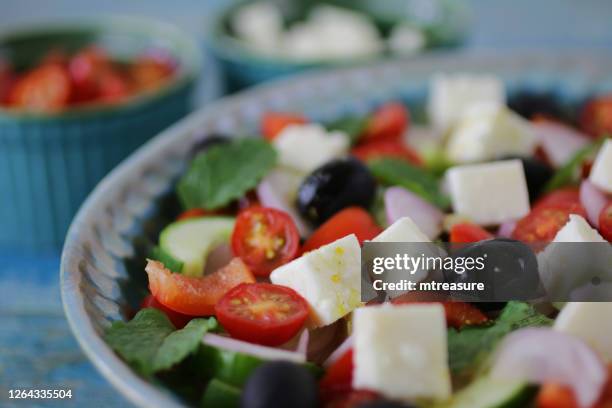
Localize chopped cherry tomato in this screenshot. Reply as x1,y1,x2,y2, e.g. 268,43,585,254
361,102,410,142
8,64,71,112
215,282,309,346
581,95,612,138
130,55,174,90
324,389,379,408
261,112,308,141
599,202,612,242
392,297,488,329
301,207,382,253
351,139,422,166
0,60,14,104
140,294,192,329
450,223,494,243
533,187,581,210
146,257,255,316
320,349,353,394
68,46,110,103
537,383,578,408
97,69,130,103
231,207,300,277
512,202,587,243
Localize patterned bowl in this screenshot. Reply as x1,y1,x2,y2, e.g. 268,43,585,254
61,53,612,407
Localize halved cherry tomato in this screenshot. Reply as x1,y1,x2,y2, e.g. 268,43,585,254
231,207,300,276
512,202,587,243
301,207,382,253
391,297,488,329
130,55,174,91
320,349,353,394
146,258,255,316
215,282,309,346
351,139,422,166
599,202,612,242
361,102,410,143
581,95,612,138
140,294,192,329
449,223,494,243
537,383,578,408
68,46,110,103
8,64,71,112
533,187,581,210
261,112,307,141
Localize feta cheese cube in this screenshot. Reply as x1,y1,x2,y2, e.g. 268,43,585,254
353,304,451,401
446,160,530,225
550,214,607,243
428,74,505,132
270,234,361,327
273,124,349,173
231,2,283,54
446,103,537,163
555,302,612,361
372,217,430,243
589,139,612,193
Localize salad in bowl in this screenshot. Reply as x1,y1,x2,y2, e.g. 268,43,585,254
76,68,612,408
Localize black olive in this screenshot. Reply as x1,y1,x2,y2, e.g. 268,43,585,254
240,361,318,408
508,90,567,121
357,400,416,408
444,238,542,302
190,134,230,158
297,157,377,225
502,156,554,202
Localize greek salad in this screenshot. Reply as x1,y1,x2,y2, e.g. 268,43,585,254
106,74,612,408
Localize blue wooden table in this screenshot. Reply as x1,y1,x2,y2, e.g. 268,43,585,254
1,0,611,406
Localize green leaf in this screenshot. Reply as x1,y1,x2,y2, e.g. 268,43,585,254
149,246,184,274
368,157,450,208
326,115,369,145
178,138,277,210
448,302,552,377
153,318,218,372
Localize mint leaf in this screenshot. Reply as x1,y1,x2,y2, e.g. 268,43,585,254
448,302,552,376
153,318,218,372
326,115,368,145
544,137,606,192
150,246,184,274
178,138,277,210
368,157,450,208
105,308,175,376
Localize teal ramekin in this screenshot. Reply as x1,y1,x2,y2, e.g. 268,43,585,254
0,17,201,252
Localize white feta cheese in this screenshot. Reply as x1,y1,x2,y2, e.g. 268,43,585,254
446,159,530,225
270,234,361,327
273,124,349,173
353,304,451,401
589,138,612,193
445,103,537,163
388,23,425,56
372,217,430,243
231,1,283,54
550,214,607,243
555,302,612,361
428,74,506,132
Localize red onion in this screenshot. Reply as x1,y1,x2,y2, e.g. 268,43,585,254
385,186,443,239
202,333,306,364
257,176,311,237
532,121,589,168
580,180,609,228
295,329,310,358
490,328,607,408
497,220,517,238
323,335,353,368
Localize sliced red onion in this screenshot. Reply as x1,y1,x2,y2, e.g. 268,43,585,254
490,328,607,408
580,180,609,228
385,186,443,239
323,335,353,368
295,329,310,358
532,121,589,168
202,333,306,364
257,176,311,237
497,220,517,238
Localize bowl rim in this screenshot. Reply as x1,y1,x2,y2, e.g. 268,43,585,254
0,16,201,122
60,52,612,408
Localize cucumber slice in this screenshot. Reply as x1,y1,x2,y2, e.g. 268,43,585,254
200,379,240,408
159,216,234,277
434,376,535,408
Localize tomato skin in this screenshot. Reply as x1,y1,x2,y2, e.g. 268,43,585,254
146,258,255,316
533,187,581,210
130,55,174,91
324,389,379,408
537,383,578,408
141,294,192,329
8,64,71,112
68,46,109,103
512,202,587,243
362,102,410,143
449,223,494,243
391,297,488,329
320,349,354,393
599,202,612,242
215,282,309,346
301,207,382,253
261,112,308,140
581,95,612,138
351,139,422,166
232,207,300,277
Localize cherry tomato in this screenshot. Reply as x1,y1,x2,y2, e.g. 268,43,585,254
599,202,612,242
130,55,174,91
140,294,192,329
319,349,353,395
361,102,410,143
391,297,488,329
325,390,379,408
97,68,130,103
512,202,587,243
8,64,71,112
231,207,300,277
215,282,309,346
449,223,494,243
0,59,14,104
351,139,422,166
146,257,255,316
537,383,578,408
301,207,382,253
581,95,612,138
533,187,581,210
261,112,307,141
68,46,110,103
